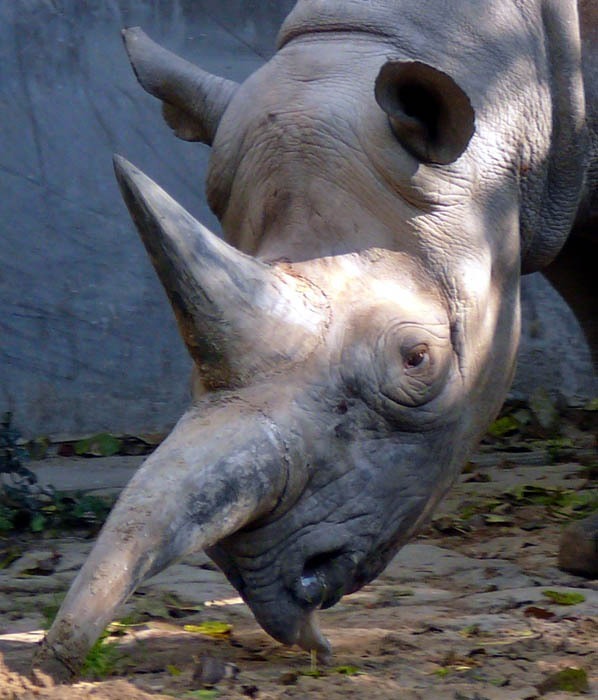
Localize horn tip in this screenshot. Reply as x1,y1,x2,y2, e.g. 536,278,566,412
112,155,149,215
121,26,144,44
112,153,136,184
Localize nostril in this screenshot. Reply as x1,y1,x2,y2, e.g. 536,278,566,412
298,569,327,606
294,549,349,609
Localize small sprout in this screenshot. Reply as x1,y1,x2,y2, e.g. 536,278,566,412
167,664,182,676
542,590,586,606
298,650,325,678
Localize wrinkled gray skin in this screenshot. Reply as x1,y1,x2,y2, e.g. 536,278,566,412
35,0,596,679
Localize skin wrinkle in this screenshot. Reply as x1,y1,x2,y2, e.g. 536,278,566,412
279,28,397,51
220,438,387,566
217,78,364,188
233,510,376,577
225,454,346,556
228,425,436,581
213,41,452,256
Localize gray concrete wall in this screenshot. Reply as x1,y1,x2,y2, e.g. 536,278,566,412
1,1,594,439
0,1,294,438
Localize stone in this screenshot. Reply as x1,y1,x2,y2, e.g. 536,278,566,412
558,514,598,578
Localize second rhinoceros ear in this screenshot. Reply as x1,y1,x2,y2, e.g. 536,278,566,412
375,61,475,165
122,27,238,145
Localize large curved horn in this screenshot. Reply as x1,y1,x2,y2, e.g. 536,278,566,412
122,27,238,144
33,400,295,679
113,156,326,388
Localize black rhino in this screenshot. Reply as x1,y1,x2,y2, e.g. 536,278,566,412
35,0,596,677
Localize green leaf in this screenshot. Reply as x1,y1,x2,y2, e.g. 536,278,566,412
167,664,182,676
184,691,220,699
81,633,122,679
30,513,46,532
335,665,362,676
184,621,233,638
483,513,514,525
542,590,586,606
538,667,589,694
74,433,121,457
487,416,519,438
300,668,325,678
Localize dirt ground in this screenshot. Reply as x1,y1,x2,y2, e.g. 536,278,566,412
0,435,596,699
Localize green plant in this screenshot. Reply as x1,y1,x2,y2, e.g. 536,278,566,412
542,590,586,606
80,631,122,679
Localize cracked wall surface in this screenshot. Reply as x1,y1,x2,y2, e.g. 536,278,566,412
0,1,594,438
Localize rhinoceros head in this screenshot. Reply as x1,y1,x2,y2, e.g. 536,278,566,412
37,0,587,676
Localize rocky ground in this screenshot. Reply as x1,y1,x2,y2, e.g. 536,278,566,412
0,405,596,699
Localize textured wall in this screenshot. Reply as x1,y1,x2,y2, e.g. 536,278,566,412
0,1,294,437
0,1,594,438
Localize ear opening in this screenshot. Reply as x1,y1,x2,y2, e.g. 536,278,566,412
375,61,475,165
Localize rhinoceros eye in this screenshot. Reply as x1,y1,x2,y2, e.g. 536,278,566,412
403,344,429,370
374,326,451,410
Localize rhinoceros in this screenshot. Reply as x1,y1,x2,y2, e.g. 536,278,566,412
35,0,596,678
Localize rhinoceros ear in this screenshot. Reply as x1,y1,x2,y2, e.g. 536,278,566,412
122,27,238,145
375,61,475,165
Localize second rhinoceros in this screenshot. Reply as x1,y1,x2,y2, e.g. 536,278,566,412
36,0,595,678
